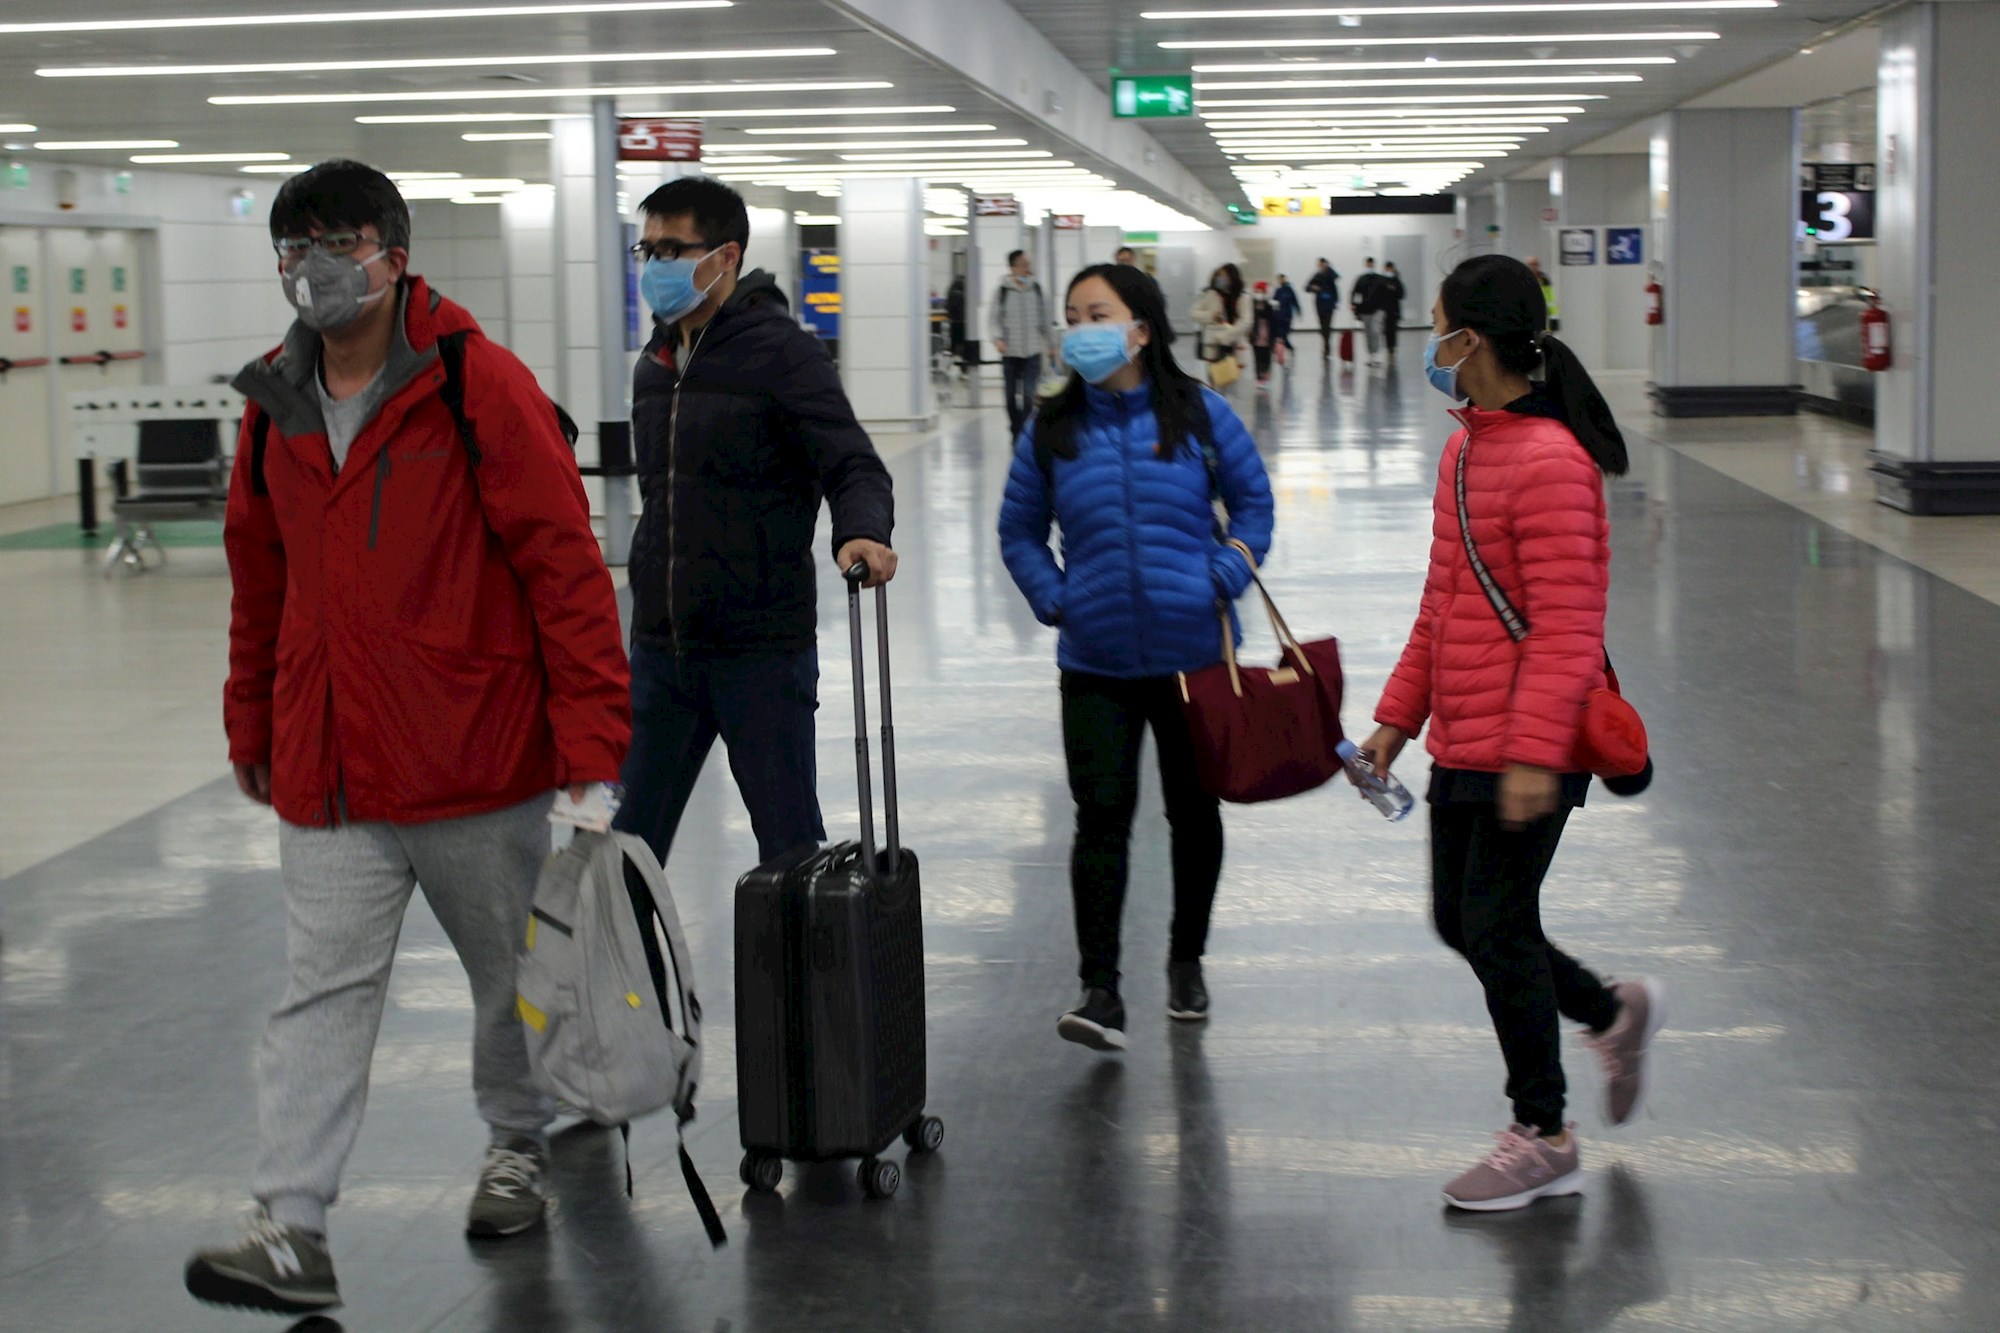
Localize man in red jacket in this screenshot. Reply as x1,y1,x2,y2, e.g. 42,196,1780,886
185,161,630,1317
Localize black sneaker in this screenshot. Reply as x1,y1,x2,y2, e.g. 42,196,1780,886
1057,986,1127,1051
185,1208,340,1315
1167,961,1209,1021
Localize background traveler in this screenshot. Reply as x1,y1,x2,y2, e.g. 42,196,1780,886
616,176,897,871
1305,258,1340,355
945,272,969,372
997,263,1274,1051
1378,262,1408,366
1190,263,1253,390
1351,258,1386,366
1359,253,1664,1213
992,249,1052,437
1114,245,1138,266
186,159,630,1315
1271,274,1300,355
1525,256,1560,332
1249,282,1278,388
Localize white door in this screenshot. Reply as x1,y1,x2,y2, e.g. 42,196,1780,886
0,227,54,507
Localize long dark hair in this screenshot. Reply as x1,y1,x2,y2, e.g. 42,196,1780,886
1211,262,1243,324
1036,263,1213,464
1438,253,1628,476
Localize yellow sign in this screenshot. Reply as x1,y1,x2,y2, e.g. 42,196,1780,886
1259,196,1326,218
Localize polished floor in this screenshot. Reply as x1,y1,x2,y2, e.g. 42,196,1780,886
5,352,2000,1331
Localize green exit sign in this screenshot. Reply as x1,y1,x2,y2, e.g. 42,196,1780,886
1112,75,1194,119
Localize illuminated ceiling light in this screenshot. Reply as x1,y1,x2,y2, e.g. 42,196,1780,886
705,138,1026,151
392,176,530,198
129,151,292,163
0,3,730,35
1160,31,1721,49
359,112,587,124
697,154,791,163
43,46,835,79
742,124,995,136
1199,93,1609,106
606,104,955,119
1203,104,1587,117
1145,2,1765,16
240,164,307,174
386,171,465,179
33,139,179,149
213,80,894,106
0,123,36,133
461,131,554,141
1190,57,1675,73
837,150,1054,161
1195,75,1644,90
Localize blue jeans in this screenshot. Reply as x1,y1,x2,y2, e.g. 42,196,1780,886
614,641,827,865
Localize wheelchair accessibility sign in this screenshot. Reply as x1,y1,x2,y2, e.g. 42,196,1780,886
1606,228,1644,265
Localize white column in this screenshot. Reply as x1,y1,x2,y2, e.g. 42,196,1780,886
1495,178,1551,264
746,206,797,312
1872,1,2000,513
838,176,935,430
973,207,1024,379
1549,154,1650,372
1647,107,1798,416
500,189,558,395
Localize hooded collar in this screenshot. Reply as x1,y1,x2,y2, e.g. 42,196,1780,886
1082,379,1151,416
234,276,449,439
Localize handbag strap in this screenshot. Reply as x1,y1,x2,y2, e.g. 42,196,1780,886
1454,431,1530,644
1454,431,1620,677
1208,537,1314,699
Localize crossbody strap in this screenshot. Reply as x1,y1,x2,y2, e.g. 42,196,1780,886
1453,432,1530,644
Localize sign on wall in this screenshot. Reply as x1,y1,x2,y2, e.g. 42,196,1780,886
1258,195,1326,218
1111,75,1194,119
1800,162,1875,242
1051,214,1085,231
1558,227,1597,266
801,248,840,340
618,119,702,162
972,195,1020,217
1605,227,1644,266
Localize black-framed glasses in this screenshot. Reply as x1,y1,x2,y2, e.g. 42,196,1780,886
273,230,379,261
630,237,714,263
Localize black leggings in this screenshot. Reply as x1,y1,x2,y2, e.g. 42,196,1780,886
1431,804,1618,1135
1061,671,1224,991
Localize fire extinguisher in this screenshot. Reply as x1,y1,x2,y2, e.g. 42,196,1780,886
1860,288,1892,372
1644,273,1664,326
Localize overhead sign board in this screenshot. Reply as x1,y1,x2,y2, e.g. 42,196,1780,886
1605,227,1644,265
618,119,702,162
1800,162,1875,241
1051,213,1085,230
1558,227,1597,266
1258,195,1325,218
1112,75,1195,119
972,194,1019,217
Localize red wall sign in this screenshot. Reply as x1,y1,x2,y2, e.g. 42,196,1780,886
112,304,128,329
12,307,28,333
618,119,703,162
70,306,87,333
972,195,1020,217
1052,214,1085,230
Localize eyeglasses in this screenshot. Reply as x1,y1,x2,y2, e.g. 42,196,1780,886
273,230,379,261
630,237,715,263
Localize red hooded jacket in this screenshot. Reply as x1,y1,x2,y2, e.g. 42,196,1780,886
223,277,630,827
1375,403,1609,773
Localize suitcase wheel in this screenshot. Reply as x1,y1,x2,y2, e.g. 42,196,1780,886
859,1157,901,1200
902,1116,945,1155
740,1151,783,1193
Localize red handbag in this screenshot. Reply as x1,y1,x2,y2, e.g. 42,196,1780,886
1454,435,1650,784
1176,540,1347,804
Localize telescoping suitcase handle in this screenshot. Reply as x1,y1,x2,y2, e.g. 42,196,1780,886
843,562,901,877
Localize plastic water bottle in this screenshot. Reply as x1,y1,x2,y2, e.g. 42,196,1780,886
1336,740,1415,822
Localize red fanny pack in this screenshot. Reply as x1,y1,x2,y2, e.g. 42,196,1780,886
1454,434,1650,784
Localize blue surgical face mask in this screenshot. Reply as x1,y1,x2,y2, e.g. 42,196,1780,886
1425,328,1476,401
1062,321,1135,385
641,251,722,323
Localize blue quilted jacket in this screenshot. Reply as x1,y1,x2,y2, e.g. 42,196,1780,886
998,381,1275,678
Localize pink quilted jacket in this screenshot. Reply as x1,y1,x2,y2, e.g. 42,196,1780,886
1375,404,1609,773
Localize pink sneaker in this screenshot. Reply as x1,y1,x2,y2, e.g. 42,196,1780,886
1442,1125,1584,1212
1583,979,1665,1127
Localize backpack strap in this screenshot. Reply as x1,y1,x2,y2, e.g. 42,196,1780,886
678,1131,727,1248
434,329,481,467
249,409,272,498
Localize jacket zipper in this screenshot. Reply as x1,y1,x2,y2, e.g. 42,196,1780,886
368,448,391,550
1120,397,1148,667
663,322,714,654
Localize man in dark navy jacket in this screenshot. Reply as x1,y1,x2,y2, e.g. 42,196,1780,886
618,176,896,866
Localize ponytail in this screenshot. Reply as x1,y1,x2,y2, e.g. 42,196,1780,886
1536,333,1628,476
1440,253,1631,477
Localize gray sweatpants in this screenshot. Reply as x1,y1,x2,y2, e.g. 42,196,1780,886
254,796,554,1236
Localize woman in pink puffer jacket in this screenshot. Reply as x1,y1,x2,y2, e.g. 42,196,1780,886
1358,255,1665,1214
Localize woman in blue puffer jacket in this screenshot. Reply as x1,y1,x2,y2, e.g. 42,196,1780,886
998,262,1275,1051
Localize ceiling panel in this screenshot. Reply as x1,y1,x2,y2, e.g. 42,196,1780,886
1004,0,1890,200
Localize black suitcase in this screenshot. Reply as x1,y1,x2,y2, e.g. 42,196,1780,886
733,566,943,1200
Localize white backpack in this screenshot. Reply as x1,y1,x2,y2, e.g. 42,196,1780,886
514,829,724,1245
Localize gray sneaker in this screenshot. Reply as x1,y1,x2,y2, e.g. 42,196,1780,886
1583,979,1665,1127
1442,1125,1584,1212
466,1137,549,1238
184,1208,340,1315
